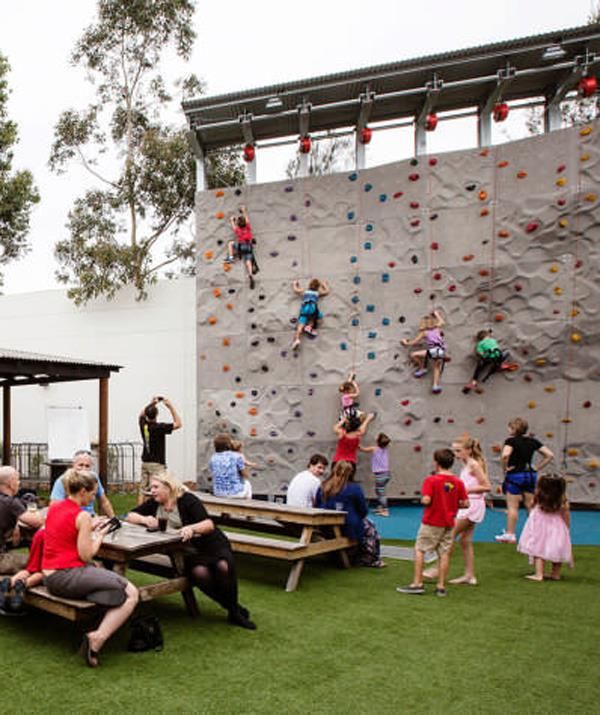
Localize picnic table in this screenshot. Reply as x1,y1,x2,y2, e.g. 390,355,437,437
195,493,356,592
98,522,199,616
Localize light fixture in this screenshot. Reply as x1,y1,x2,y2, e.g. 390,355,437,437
542,44,566,61
265,96,283,110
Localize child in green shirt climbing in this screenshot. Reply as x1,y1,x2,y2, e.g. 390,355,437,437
463,329,515,393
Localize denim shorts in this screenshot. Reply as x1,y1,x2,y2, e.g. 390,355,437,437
503,471,537,495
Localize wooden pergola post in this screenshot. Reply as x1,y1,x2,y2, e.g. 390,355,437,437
3,385,11,466
98,377,109,489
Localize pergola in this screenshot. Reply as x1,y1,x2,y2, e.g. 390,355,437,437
0,349,121,487
183,23,600,183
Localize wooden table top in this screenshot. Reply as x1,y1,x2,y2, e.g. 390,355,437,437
195,492,347,526
97,522,185,561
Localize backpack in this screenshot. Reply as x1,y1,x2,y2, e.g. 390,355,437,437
127,615,164,653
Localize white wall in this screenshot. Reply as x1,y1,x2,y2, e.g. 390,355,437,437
0,278,196,481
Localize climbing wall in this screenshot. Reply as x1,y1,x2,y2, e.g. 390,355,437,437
196,121,600,504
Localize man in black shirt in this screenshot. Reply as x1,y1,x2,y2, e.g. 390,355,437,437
137,396,182,504
0,467,44,574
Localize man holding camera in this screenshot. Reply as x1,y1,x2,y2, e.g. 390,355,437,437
137,396,182,504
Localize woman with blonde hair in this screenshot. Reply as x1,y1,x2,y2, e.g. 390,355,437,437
127,471,255,629
316,461,384,568
42,469,139,667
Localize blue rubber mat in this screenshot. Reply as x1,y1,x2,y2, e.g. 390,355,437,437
371,504,600,545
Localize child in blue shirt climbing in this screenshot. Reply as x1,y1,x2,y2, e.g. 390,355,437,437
291,278,330,349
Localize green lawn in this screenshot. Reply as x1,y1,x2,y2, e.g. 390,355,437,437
2,495,598,713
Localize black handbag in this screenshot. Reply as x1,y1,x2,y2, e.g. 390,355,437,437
127,615,164,652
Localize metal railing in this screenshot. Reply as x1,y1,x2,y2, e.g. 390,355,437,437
10,442,142,486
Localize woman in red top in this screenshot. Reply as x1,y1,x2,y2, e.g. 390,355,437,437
332,413,375,477
42,469,139,667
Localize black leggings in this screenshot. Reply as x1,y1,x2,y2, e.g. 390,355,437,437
189,556,238,613
472,357,502,383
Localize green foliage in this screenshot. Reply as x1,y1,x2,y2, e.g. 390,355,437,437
50,0,244,304
286,134,353,179
0,54,40,287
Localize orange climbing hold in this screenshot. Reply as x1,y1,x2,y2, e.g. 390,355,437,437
553,286,563,296
544,386,556,393
491,444,502,454
570,332,582,343
249,427,258,437
235,392,245,399
213,287,222,298
580,153,590,161
571,308,580,317
497,160,509,168
204,250,214,261
222,338,230,346
498,230,510,238
478,190,488,201
462,254,475,262
479,269,490,277
584,192,597,202
222,364,230,372
215,190,225,197
587,460,599,470
226,303,234,310
567,448,579,457
494,313,504,322
535,358,547,366
215,212,225,219
223,263,232,273
549,265,559,273
208,316,217,325
517,170,528,179
480,208,490,217
248,407,258,416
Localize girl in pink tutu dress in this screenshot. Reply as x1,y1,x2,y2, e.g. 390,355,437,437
423,435,490,585
518,474,573,581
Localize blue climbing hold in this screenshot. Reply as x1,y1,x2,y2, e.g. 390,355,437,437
348,172,358,181
364,242,372,250
350,256,358,264
381,273,390,282
382,317,390,326
364,183,373,192
365,223,374,232
379,194,387,202
367,352,376,360
353,276,361,285
340,342,348,351
351,318,360,327
375,388,382,397
366,304,375,312
347,211,355,220
351,295,360,304
368,331,377,339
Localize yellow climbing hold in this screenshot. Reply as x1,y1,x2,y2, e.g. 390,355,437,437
544,386,556,393
558,219,569,228
571,332,582,343
571,308,580,318
580,153,590,161
546,432,554,439
561,417,572,424
527,401,536,409
584,193,597,202
553,286,563,296
587,460,599,470
556,177,567,187
535,358,547,367
580,126,593,136
549,265,559,273
567,448,579,457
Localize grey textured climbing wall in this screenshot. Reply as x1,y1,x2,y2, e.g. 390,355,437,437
196,122,600,504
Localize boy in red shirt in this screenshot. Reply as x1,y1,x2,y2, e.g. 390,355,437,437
397,448,469,597
226,205,258,289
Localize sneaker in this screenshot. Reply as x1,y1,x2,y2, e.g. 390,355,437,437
224,256,235,264
0,577,10,612
9,580,26,613
413,369,427,378
434,587,447,597
495,532,517,544
432,386,442,394
396,584,425,595
249,276,255,289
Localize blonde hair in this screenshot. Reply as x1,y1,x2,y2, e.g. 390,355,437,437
453,435,488,477
148,470,188,500
63,468,97,495
230,439,243,452
419,313,439,331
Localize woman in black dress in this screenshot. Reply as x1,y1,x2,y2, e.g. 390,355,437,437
127,471,255,629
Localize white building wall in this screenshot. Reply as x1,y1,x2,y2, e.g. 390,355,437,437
0,278,196,481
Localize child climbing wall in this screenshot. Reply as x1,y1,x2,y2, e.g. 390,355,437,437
196,121,600,504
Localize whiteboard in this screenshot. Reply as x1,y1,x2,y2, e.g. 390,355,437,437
47,405,90,460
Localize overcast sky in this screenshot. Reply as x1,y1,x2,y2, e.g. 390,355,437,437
0,0,596,295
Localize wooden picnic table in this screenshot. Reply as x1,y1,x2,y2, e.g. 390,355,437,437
195,493,356,592
98,522,199,616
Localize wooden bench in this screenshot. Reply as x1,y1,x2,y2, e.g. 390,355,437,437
129,529,357,593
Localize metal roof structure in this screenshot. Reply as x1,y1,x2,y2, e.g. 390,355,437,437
0,349,121,483
183,23,600,158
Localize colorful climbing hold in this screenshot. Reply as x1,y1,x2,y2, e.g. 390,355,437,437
351,296,360,304
448,284,457,293
410,218,421,227
410,201,420,209
364,183,373,192
555,177,567,187
494,313,504,322
517,170,528,179
525,222,539,233
215,212,225,219
388,261,396,268
570,332,582,343
480,208,490,217
583,400,592,408
553,287,563,296
580,153,590,161
215,190,225,197
208,316,217,325
579,126,593,136
414,287,423,294
248,407,258,416
478,191,488,201
213,287,222,298
430,242,439,250
429,157,438,166
433,272,442,281
527,401,536,409
558,219,569,228
204,250,214,261
393,191,404,199
222,338,230,347
479,269,490,277
408,173,420,182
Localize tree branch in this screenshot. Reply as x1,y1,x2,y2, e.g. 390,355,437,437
75,147,119,188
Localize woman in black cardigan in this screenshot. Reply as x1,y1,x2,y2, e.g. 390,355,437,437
127,471,255,629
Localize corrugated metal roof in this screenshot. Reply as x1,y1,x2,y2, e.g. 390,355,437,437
184,23,600,150
0,348,121,370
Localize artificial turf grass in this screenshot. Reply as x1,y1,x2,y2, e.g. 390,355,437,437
1,541,598,714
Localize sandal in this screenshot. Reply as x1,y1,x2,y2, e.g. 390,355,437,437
79,634,99,668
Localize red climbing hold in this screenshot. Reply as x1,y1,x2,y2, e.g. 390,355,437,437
388,261,396,268
525,222,539,234
448,284,457,292
243,144,255,162
557,199,566,207
493,103,509,122
425,113,438,131
557,164,566,173
410,201,420,209
430,242,439,250
408,173,420,182
404,418,412,426
429,157,438,166
393,191,404,199
514,283,523,292
400,399,410,406
413,445,422,453
479,269,490,277
360,126,372,144
583,400,592,408
575,259,583,269
414,287,423,294
578,76,597,97
433,272,442,281
410,218,421,227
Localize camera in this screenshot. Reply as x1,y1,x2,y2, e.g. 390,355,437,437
156,396,164,401
104,516,122,535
